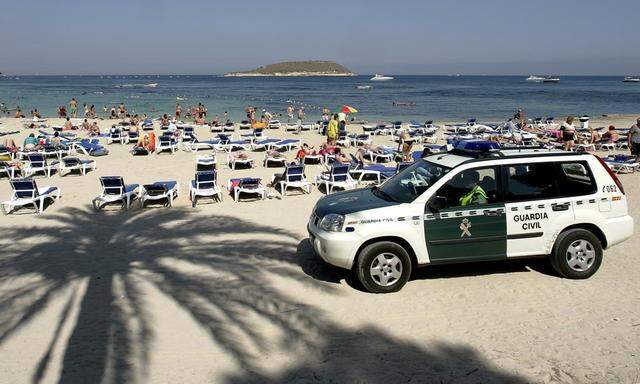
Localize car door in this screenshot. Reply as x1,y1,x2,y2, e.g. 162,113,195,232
502,161,578,257
424,165,507,263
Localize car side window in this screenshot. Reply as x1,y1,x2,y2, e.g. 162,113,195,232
504,163,557,202
435,167,499,209
556,162,596,197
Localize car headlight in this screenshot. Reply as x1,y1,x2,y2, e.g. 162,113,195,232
319,213,345,232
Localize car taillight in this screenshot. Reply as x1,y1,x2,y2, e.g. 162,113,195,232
594,155,625,194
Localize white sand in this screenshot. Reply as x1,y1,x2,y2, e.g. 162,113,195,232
0,115,639,383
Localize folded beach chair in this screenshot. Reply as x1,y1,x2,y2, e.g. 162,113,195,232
71,139,109,156
107,128,124,144
271,138,301,152
92,176,140,210
196,155,217,171
228,177,265,202
157,135,177,154
227,153,254,169
1,178,61,214
59,156,96,176
273,163,311,198
124,129,140,144
24,153,58,178
263,152,287,167
140,181,179,208
315,163,357,193
189,171,223,207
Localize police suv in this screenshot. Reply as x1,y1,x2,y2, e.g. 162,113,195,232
308,141,634,293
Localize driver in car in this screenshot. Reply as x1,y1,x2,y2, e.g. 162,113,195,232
459,171,488,206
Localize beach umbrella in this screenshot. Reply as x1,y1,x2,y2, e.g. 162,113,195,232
340,105,358,113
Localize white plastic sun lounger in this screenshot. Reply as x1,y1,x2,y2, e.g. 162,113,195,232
314,163,357,193
272,164,311,198
92,176,139,210
190,171,223,207
140,181,179,208
227,178,265,202
59,156,96,176
1,178,61,214
24,153,58,178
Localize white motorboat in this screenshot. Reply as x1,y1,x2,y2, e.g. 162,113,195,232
623,76,640,83
356,85,373,89
370,74,394,81
526,75,560,83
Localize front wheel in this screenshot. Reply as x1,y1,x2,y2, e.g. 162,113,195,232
551,229,603,279
356,242,412,293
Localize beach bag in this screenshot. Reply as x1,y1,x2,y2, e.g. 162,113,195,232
132,147,149,156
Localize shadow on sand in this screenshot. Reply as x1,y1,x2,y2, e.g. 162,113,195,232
0,207,526,383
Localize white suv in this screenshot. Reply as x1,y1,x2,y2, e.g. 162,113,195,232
308,142,633,293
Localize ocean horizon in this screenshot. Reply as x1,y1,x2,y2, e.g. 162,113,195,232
1,75,638,122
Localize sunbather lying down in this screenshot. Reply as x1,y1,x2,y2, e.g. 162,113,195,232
355,143,384,163
266,149,284,158
133,132,156,154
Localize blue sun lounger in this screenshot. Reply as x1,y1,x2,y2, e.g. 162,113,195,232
315,163,357,193
92,176,139,210
140,181,179,208
1,178,61,214
190,170,223,207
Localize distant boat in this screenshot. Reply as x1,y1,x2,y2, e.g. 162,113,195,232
622,76,640,83
526,75,560,83
356,85,373,90
370,74,394,81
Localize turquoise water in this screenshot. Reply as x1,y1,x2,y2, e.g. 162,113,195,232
1,75,638,122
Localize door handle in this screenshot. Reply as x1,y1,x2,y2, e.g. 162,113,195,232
484,209,502,216
552,203,570,211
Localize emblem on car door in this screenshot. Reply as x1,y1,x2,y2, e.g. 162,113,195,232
460,218,472,237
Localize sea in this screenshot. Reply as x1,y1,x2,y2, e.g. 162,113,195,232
0,75,638,123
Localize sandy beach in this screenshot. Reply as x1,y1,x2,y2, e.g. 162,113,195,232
1,115,639,383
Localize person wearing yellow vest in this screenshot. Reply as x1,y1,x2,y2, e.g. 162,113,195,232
326,114,339,145
459,171,488,206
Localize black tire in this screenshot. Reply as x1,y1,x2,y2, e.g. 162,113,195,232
551,229,603,279
356,241,412,293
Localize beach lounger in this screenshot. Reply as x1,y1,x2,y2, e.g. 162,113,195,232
140,181,179,208
241,128,265,141
348,155,396,184
182,135,220,152
315,163,357,193
272,164,311,198
24,153,58,178
196,155,217,171
271,138,301,152
302,153,324,165
214,134,251,152
107,128,124,144
239,120,251,130
263,152,287,167
0,161,21,179
300,123,314,131
141,120,154,131
210,124,223,133
604,155,639,174
1,178,61,214
92,176,140,210
124,129,140,144
285,123,299,132
365,146,396,163
59,156,96,176
227,153,254,169
223,122,235,132
39,144,69,160
250,138,280,151
351,134,372,147
228,177,265,202
268,120,281,129
157,135,177,154
182,126,195,143
190,171,223,207
71,139,109,156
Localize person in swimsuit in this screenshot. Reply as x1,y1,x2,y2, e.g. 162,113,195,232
560,116,576,151
69,98,78,118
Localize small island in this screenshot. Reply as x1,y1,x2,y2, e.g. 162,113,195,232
224,60,355,77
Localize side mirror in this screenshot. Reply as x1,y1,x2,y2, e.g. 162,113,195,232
428,196,447,213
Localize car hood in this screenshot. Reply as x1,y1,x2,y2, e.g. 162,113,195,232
313,187,400,218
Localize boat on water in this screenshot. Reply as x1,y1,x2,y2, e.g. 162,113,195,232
370,74,394,81
526,75,560,83
356,85,373,90
622,76,640,83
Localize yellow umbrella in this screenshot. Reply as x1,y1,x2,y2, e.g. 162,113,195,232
340,105,358,113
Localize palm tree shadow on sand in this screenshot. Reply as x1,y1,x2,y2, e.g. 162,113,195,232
0,206,526,383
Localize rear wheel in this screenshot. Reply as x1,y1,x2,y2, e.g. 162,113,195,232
551,229,602,279
356,241,412,293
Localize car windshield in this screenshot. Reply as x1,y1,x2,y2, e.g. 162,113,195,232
378,159,451,203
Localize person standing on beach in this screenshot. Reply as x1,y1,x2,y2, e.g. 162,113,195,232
69,98,78,118
560,116,576,151
175,103,182,119
326,114,339,145
297,107,305,125
628,118,640,162
287,105,294,123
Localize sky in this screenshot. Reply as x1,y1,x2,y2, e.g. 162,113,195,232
1,0,639,75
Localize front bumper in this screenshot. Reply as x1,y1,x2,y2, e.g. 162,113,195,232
307,222,359,269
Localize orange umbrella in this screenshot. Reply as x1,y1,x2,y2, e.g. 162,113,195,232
340,105,358,113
